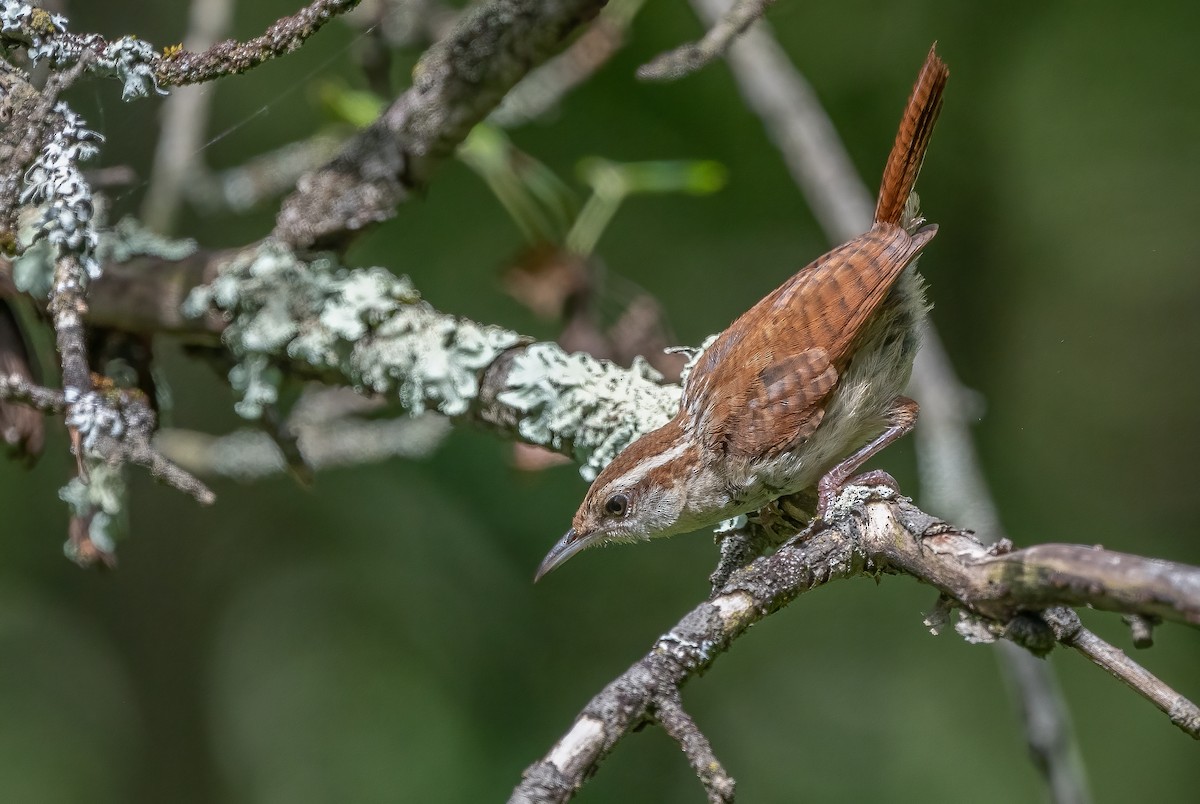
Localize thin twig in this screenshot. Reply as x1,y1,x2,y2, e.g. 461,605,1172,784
685,0,871,241
155,0,363,88
913,331,1092,804
491,0,646,127
637,0,774,82
186,134,346,214
140,0,235,233
1042,608,1200,739
0,372,68,413
654,689,736,804
155,412,449,480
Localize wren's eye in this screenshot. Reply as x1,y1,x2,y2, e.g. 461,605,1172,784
603,493,629,517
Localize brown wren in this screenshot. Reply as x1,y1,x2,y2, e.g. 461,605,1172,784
536,46,949,580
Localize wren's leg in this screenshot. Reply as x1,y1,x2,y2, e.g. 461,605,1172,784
816,396,919,520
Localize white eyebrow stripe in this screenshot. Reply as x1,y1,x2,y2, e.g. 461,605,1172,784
607,440,688,490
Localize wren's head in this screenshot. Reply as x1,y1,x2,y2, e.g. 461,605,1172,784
535,418,702,580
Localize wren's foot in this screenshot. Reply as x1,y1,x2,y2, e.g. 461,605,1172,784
845,469,902,494
815,469,902,522
814,396,918,523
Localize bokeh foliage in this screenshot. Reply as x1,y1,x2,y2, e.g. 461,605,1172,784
1,0,1198,801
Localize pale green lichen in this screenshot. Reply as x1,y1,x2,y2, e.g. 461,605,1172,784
228,355,281,419
498,344,680,480
58,461,127,563
185,241,522,421
12,212,196,299
353,309,521,415
96,216,197,263
184,240,693,478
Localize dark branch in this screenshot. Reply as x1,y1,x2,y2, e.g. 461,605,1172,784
0,371,67,413
274,0,609,249
155,0,362,87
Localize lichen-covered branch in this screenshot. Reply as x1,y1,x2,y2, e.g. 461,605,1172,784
0,0,360,99
511,490,1200,803
179,240,679,478
274,0,610,249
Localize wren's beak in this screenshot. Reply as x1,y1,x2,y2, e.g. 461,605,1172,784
534,528,593,582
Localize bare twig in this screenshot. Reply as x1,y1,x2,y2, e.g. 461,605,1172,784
913,323,1091,804
654,689,736,804
686,0,871,242
0,300,45,458
186,134,346,214
491,0,645,127
343,0,459,50
1042,608,1200,739
0,371,67,413
156,411,449,480
49,251,90,395
140,0,235,233
1122,614,1160,649
637,0,774,82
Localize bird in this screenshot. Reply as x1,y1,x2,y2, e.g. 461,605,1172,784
536,45,950,581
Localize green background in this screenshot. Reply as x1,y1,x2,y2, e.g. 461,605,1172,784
2,0,1199,801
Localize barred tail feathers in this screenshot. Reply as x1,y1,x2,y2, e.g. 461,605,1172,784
874,45,950,228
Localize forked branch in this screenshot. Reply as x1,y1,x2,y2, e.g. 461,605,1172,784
511,490,1200,802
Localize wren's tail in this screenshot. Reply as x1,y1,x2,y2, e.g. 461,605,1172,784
874,45,950,228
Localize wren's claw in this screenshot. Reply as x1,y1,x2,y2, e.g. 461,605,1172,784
815,469,902,524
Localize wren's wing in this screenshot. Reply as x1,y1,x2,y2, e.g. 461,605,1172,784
685,225,932,458
687,46,947,460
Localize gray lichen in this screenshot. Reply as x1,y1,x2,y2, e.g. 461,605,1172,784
65,387,154,451
97,216,197,263
58,460,128,560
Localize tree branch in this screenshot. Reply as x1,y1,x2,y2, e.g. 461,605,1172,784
0,371,66,413
154,0,362,88
274,0,610,249
511,491,1200,802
